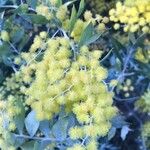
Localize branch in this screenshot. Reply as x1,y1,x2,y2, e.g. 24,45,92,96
14,134,65,142
0,5,36,13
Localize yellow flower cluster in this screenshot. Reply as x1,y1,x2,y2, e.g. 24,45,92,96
25,37,71,120
0,72,28,150
22,33,117,148
36,4,53,20
0,72,27,122
0,70,30,150
0,30,10,42
135,47,150,63
71,12,109,42
117,79,134,98
136,90,150,113
109,0,150,33
71,19,86,42
56,5,68,21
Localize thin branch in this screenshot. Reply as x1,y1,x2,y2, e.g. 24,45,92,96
9,42,19,54
14,134,65,142
60,29,77,60
0,5,36,13
27,48,43,66
52,85,73,100
114,96,139,102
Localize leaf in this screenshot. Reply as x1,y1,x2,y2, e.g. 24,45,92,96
108,127,116,140
4,132,25,148
85,33,102,46
77,0,85,17
64,0,77,7
128,33,136,44
20,14,49,25
56,0,62,7
14,4,29,14
39,120,51,137
34,141,41,150
27,0,37,9
21,141,36,150
11,27,25,44
78,23,94,47
14,101,25,134
0,43,10,55
13,134,25,148
121,125,131,141
52,117,69,141
133,34,146,49
69,5,77,33
0,43,11,61
25,111,40,137
79,23,101,47
111,115,127,128
18,33,29,51
134,60,150,78
0,0,7,5
111,37,125,63
39,140,52,150
67,113,76,129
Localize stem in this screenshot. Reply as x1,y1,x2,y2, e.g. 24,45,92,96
60,29,77,61
9,42,19,54
14,134,64,142
27,48,43,66
114,96,139,102
0,5,36,13
52,85,73,100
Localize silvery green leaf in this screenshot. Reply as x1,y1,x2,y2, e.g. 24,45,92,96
25,111,40,137
39,120,51,137
121,125,131,141
52,117,69,141
108,127,116,140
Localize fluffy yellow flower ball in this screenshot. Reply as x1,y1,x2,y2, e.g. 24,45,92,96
109,0,150,33
36,5,53,20
0,30,10,42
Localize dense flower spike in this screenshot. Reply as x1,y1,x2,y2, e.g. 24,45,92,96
1,32,116,149
22,35,117,148
109,0,150,33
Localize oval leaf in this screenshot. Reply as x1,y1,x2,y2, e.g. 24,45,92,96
121,125,131,141
25,111,40,137
52,117,69,141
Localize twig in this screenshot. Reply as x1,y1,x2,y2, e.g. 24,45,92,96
60,29,77,60
114,96,139,102
52,85,73,100
0,5,36,13
14,134,65,142
27,48,43,66
52,29,60,38
9,42,19,54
